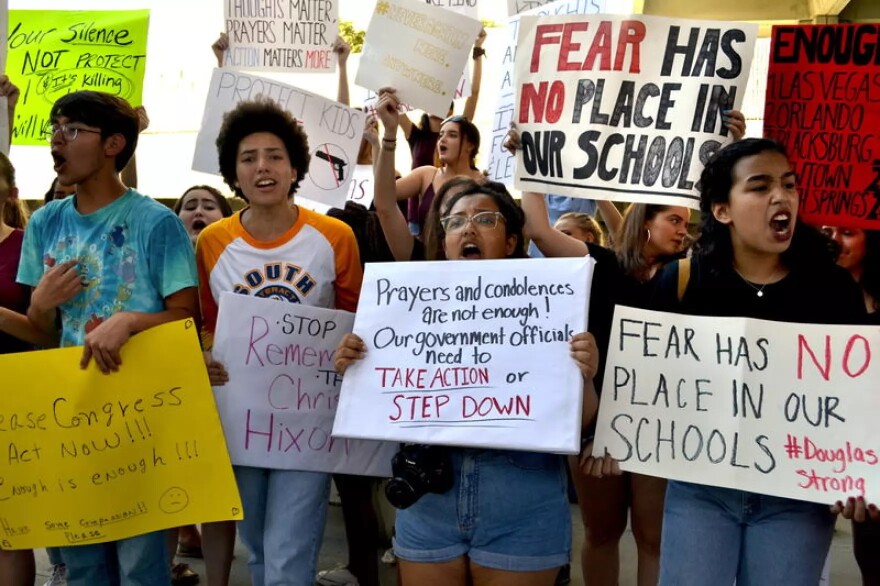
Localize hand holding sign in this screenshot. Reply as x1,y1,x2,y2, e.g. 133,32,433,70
334,333,368,375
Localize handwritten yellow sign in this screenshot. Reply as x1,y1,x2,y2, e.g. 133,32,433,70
0,320,242,550
7,10,150,146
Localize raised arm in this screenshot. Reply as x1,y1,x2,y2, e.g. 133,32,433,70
120,105,149,189
503,126,590,257
212,33,229,68
522,192,589,257
723,109,746,141
596,200,622,239
398,112,414,140
461,28,486,121
374,89,416,261
0,75,19,149
333,36,352,106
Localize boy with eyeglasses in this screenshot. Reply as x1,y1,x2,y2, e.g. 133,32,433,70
17,90,198,585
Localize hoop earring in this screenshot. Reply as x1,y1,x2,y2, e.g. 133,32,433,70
646,228,652,243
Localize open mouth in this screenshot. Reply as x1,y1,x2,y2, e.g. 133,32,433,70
192,220,207,231
769,211,793,240
461,243,481,259
255,178,276,189
52,152,67,173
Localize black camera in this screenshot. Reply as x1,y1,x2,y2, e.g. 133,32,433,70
385,444,454,509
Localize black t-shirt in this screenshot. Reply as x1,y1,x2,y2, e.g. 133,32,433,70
586,244,659,397
651,255,866,325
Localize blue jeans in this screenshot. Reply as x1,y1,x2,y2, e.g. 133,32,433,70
659,481,835,586
62,531,169,586
234,465,331,586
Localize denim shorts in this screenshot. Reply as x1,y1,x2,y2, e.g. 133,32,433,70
393,448,571,571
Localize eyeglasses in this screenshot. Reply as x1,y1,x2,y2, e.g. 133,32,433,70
440,211,505,233
45,124,102,143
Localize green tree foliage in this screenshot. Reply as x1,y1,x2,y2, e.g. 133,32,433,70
339,20,366,53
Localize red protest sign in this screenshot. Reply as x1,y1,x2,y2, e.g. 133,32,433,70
763,24,880,230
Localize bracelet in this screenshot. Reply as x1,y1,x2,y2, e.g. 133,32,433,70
382,137,396,143
473,46,486,59
381,141,396,152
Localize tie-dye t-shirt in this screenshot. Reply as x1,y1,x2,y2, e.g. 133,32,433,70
17,189,197,347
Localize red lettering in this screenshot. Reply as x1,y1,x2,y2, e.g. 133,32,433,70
389,395,403,422
797,334,831,381
583,20,612,70
558,22,589,71
843,335,871,378
616,20,645,73
376,367,394,387
531,24,564,73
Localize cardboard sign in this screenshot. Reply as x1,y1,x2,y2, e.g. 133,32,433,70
488,0,611,184
192,68,364,209
0,320,242,549
223,0,338,72
594,306,880,505
7,10,149,146
513,14,757,207
333,257,594,454
211,293,396,476
356,0,483,116
763,24,880,230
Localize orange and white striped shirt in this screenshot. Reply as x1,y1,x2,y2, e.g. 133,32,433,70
196,207,362,346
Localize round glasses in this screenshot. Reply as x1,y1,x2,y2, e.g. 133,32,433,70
440,211,505,233
45,125,102,143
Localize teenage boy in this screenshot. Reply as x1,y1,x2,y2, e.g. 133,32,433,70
17,91,198,585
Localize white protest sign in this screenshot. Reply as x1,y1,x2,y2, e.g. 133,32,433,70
193,68,364,209
488,0,611,184
347,164,375,208
211,293,396,476
513,15,757,207
428,0,479,19
223,0,338,72
356,0,483,116
333,257,594,454
594,306,880,505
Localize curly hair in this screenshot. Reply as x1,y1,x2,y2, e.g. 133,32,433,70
173,185,233,218
215,99,310,201
50,91,139,172
692,138,835,275
429,181,526,260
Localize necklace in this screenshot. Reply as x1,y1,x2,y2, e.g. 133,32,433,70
734,267,781,298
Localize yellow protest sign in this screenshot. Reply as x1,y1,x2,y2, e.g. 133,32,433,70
7,10,149,146
0,320,242,550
